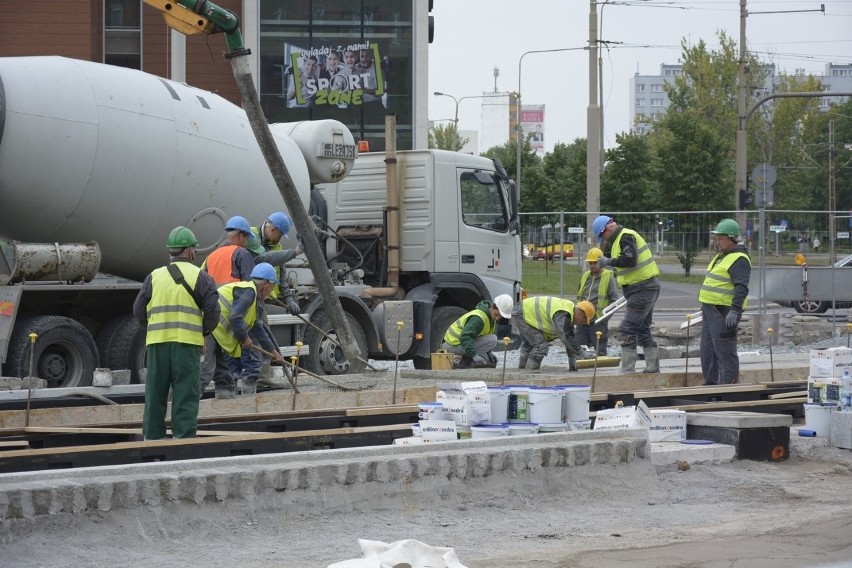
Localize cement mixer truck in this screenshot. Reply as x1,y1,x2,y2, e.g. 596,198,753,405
0,56,522,387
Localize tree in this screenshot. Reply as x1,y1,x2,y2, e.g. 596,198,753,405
538,140,587,211
428,123,468,152
601,132,657,212
482,139,544,212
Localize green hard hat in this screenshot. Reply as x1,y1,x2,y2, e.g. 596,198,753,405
166,226,199,248
711,218,740,238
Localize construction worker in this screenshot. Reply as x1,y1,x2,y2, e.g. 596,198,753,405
442,294,514,368
132,226,220,440
200,263,285,398
592,215,661,374
510,296,595,371
202,215,256,286
576,247,619,355
699,219,752,385
248,211,302,315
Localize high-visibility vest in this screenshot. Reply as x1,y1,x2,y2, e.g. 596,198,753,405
204,244,240,286
698,251,751,307
212,281,258,357
578,269,615,318
251,224,284,299
443,309,494,345
145,262,204,346
521,297,575,342
610,228,659,286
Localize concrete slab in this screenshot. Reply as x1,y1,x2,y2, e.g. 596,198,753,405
650,441,736,467
687,411,793,428
830,411,852,449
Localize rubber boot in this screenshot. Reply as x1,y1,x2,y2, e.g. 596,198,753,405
642,346,660,373
486,352,498,368
620,346,637,374
518,354,528,370
525,358,542,371
214,383,236,400
240,379,258,396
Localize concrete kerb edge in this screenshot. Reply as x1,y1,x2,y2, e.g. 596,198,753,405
0,429,650,521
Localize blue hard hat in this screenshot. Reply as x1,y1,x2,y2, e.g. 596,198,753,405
250,262,279,284
592,215,613,238
268,211,291,239
225,215,251,234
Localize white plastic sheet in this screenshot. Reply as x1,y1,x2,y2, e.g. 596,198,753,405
327,538,468,568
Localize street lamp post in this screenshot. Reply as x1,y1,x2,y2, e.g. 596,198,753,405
433,91,460,127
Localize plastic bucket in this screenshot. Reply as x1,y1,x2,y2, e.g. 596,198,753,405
538,422,567,433
471,424,509,439
487,386,510,424
528,387,564,424
804,403,835,437
418,401,446,421
411,423,421,437
508,422,540,436
559,385,591,422
507,385,530,422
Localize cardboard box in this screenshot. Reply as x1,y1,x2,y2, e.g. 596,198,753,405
593,400,652,432
809,347,852,378
649,409,687,442
418,419,458,443
436,381,490,426
808,376,843,404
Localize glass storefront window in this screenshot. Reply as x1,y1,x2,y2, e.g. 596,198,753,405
104,0,141,69
259,0,413,152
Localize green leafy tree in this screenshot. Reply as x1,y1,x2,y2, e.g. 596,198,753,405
482,139,544,211
428,123,468,152
601,132,657,212
539,140,587,211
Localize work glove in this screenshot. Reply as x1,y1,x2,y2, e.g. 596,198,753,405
725,310,739,331
294,241,304,256
286,299,301,315
595,256,612,268
568,356,578,372
471,354,489,367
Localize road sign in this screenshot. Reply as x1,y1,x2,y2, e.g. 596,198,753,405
838,231,850,239
769,225,786,233
755,188,774,208
752,163,777,187
568,227,584,234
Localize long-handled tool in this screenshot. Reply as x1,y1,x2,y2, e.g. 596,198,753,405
595,296,627,325
679,310,703,329
287,309,379,372
250,344,364,392
767,327,775,383
684,313,692,382
500,336,510,386
25,332,37,427
591,330,602,392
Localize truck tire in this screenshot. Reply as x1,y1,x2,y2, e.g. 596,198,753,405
412,306,466,370
303,310,367,375
96,315,147,383
4,315,98,388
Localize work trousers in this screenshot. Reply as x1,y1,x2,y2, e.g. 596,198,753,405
699,303,740,385
575,322,609,355
200,334,236,391
441,334,499,358
618,278,660,348
511,308,550,363
143,342,202,440
226,345,263,382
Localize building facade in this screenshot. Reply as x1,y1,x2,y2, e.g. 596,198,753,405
0,0,431,151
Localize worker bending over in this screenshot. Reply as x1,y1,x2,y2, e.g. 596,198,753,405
511,296,595,371
442,294,514,368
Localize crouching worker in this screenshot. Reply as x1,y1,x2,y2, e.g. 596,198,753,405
511,297,595,371
442,294,514,369
200,263,284,398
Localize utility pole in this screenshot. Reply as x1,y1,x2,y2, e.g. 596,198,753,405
586,0,601,244
735,0,748,229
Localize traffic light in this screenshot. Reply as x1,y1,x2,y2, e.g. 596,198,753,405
738,189,753,209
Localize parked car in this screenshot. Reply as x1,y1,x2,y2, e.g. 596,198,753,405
756,253,852,314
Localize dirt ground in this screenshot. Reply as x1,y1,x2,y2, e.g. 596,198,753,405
2,439,851,568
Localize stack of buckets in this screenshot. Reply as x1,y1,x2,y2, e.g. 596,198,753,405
469,384,592,439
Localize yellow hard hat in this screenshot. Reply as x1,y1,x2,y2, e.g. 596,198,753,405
576,300,596,321
586,247,603,262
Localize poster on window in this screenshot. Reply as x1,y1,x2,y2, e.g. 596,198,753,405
520,105,545,151
284,41,386,110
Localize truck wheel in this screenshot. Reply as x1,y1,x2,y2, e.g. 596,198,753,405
96,315,147,383
4,315,98,388
303,310,368,375
412,306,466,369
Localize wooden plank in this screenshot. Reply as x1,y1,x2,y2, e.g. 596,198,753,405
767,391,807,400
589,397,806,417
0,440,30,449
632,384,768,399
346,405,418,417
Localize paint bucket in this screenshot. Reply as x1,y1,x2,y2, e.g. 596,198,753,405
804,403,836,437
507,385,530,422
418,401,446,421
508,423,540,436
470,424,509,439
559,385,591,422
568,419,592,431
537,422,568,433
411,423,422,437
528,386,564,424
487,386,510,424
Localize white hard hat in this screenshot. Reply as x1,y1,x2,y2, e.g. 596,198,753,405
493,294,514,319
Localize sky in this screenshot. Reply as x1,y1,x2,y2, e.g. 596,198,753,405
427,0,852,153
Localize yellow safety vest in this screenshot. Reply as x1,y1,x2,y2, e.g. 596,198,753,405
443,309,495,345
698,251,751,307
578,269,615,318
610,228,659,286
251,224,285,299
212,281,258,357
521,297,575,342
145,263,204,346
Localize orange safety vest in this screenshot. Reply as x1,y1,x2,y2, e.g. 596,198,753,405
205,245,240,286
